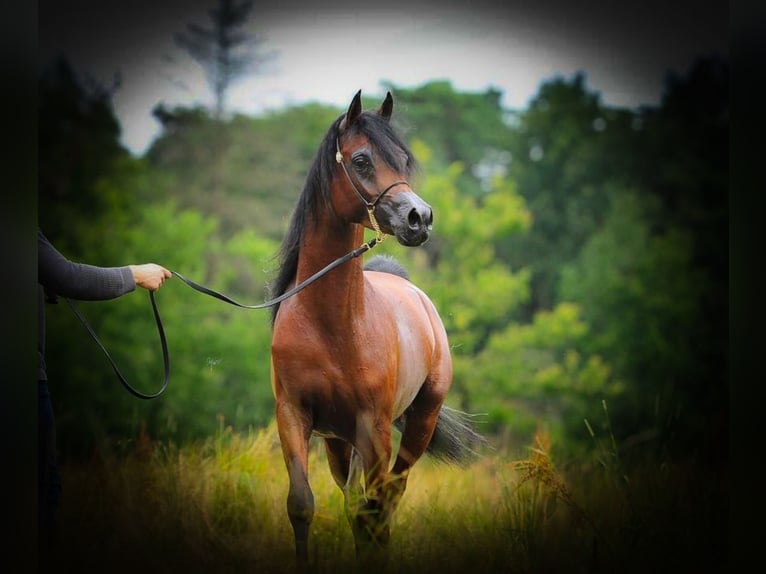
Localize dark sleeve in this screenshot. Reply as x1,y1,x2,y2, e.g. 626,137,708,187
38,229,136,301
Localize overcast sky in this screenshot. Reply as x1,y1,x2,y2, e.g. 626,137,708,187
39,0,727,155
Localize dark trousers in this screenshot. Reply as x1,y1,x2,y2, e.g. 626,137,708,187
38,381,62,559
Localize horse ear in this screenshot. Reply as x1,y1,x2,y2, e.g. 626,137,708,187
379,91,393,121
342,89,363,130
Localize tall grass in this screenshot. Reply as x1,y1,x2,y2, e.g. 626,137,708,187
51,419,726,573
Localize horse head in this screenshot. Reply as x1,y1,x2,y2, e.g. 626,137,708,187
334,90,433,246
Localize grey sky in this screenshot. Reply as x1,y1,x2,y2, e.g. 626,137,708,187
39,0,727,155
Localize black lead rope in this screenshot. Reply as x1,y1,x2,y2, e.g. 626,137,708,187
66,236,381,399
65,292,169,400
171,237,379,309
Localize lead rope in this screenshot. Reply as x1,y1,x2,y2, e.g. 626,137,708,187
67,230,383,400
70,143,398,400
65,292,169,400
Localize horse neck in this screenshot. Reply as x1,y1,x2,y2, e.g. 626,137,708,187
296,210,367,328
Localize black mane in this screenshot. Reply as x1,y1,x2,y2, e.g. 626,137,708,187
269,110,416,324
364,254,410,281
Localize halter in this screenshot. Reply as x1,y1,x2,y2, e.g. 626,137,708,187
336,138,409,244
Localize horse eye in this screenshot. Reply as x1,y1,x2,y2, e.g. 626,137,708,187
351,154,375,179
351,155,372,170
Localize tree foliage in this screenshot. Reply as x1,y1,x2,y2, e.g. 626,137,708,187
39,55,727,464
147,102,340,238
38,58,138,249
384,80,514,198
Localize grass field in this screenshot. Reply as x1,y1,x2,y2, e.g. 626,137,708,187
50,421,726,573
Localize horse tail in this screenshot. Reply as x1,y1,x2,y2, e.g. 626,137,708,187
395,406,487,466
426,406,487,465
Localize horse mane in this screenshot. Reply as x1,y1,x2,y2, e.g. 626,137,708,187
269,110,417,324
364,254,410,281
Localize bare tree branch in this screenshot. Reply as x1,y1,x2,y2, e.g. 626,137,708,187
174,0,276,119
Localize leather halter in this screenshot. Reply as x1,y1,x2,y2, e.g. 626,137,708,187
335,138,409,210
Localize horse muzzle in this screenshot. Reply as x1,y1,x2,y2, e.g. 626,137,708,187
376,191,433,246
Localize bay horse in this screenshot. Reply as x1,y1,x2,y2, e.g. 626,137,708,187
269,90,482,564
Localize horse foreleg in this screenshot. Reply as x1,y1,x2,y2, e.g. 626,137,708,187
276,401,314,566
324,439,366,552
353,413,394,548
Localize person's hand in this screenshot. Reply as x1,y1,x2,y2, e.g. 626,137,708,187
130,264,172,291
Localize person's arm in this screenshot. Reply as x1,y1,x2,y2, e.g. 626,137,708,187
38,230,170,300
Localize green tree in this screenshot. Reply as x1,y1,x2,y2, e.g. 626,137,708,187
503,72,641,316
365,143,621,450
47,201,280,455
469,302,620,449
147,103,341,238
40,57,726,464
640,57,728,459
38,58,139,248
554,58,728,461
385,80,514,197
559,191,705,448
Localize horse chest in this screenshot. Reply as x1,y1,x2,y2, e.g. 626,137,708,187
272,283,434,433
274,330,381,391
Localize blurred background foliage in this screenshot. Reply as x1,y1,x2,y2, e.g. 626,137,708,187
38,54,727,466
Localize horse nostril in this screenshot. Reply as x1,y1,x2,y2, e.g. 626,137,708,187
408,208,421,230
425,209,433,230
